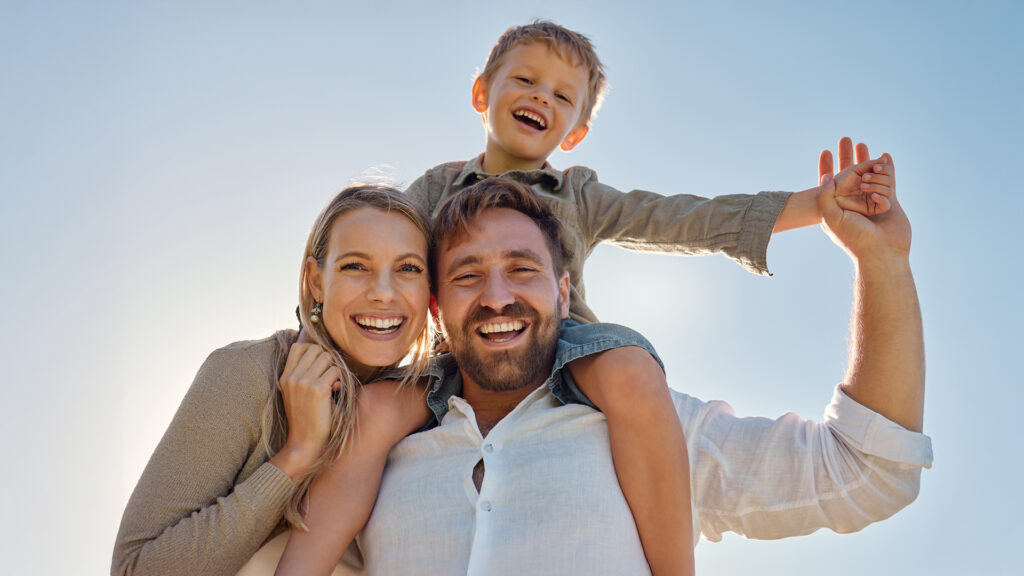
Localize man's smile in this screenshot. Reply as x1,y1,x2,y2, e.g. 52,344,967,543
476,318,528,343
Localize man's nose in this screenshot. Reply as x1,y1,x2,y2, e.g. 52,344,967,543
367,271,396,303
479,273,515,311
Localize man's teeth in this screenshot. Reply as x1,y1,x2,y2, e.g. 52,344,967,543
356,317,403,330
514,110,546,129
479,320,525,334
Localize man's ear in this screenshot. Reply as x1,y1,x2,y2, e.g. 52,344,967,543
471,77,489,114
557,271,571,319
306,256,325,302
559,124,589,151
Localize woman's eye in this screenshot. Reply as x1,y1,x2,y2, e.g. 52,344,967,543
399,263,424,274
341,263,366,272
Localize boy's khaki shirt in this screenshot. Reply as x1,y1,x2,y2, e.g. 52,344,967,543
407,155,790,324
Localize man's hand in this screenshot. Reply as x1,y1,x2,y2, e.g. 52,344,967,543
818,147,910,263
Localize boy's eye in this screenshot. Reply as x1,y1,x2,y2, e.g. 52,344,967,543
514,76,533,85
556,93,572,104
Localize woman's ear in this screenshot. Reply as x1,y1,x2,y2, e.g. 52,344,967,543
306,256,324,302
471,77,489,113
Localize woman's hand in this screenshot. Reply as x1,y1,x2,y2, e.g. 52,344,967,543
269,342,340,480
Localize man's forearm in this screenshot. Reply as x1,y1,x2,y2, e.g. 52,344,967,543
840,255,925,432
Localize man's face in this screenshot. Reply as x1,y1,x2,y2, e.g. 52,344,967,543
435,207,570,393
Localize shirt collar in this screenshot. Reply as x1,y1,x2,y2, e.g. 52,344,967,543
453,154,566,192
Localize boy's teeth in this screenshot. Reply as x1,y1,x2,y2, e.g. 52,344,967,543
479,320,525,334
514,110,546,129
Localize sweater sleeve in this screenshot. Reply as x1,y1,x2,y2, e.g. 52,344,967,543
112,343,297,576
577,178,790,276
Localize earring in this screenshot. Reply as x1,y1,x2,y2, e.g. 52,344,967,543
310,302,323,324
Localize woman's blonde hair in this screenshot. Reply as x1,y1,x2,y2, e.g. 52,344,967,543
262,184,433,529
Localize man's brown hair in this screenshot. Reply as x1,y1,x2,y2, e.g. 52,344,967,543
430,178,568,289
478,20,607,127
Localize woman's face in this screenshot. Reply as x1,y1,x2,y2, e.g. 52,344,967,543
308,207,430,379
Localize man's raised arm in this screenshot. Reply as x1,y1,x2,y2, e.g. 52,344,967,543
818,141,924,432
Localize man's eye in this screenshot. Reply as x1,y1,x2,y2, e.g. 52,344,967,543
453,273,479,282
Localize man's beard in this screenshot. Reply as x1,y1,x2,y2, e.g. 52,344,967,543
445,300,560,392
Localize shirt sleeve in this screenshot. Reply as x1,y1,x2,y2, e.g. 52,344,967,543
111,345,297,576
679,386,933,542
577,179,790,276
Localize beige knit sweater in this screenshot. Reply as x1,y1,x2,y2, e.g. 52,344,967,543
112,332,299,576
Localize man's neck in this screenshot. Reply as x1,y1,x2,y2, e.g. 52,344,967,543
460,374,544,437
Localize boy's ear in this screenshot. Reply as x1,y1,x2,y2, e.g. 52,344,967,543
471,77,489,113
306,256,325,302
560,124,589,151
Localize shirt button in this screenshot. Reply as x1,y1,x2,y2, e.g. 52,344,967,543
483,443,494,453
480,501,492,512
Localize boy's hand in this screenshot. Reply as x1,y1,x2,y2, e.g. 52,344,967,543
831,137,895,217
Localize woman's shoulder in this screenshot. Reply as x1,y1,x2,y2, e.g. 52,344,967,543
192,330,298,401
215,330,298,364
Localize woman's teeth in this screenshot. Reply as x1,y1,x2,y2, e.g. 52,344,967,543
355,316,404,333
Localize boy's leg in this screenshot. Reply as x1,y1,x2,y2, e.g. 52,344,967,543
569,346,695,576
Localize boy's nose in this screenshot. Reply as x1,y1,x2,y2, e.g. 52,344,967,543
530,91,549,106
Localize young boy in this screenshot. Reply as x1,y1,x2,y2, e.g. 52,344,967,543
404,21,893,575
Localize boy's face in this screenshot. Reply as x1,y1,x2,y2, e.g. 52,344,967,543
473,42,590,172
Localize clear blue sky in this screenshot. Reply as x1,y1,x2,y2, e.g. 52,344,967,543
2,1,1020,574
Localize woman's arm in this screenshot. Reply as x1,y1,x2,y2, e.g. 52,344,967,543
112,336,337,576
275,380,431,576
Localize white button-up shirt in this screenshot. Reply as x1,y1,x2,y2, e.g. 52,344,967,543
356,384,932,575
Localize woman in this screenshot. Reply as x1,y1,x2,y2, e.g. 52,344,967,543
112,185,434,576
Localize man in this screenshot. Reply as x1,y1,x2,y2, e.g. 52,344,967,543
356,149,932,574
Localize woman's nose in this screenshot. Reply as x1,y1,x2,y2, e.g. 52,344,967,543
367,271,396,303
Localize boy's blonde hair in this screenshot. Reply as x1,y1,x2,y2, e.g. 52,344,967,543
478,21,607,127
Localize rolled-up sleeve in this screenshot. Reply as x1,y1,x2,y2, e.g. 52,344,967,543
679,386,932,542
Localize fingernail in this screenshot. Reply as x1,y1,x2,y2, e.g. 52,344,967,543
864,174,872,181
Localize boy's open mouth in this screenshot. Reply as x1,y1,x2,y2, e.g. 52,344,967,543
477,319,527,343
354,315,405,335
513,109,547,130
